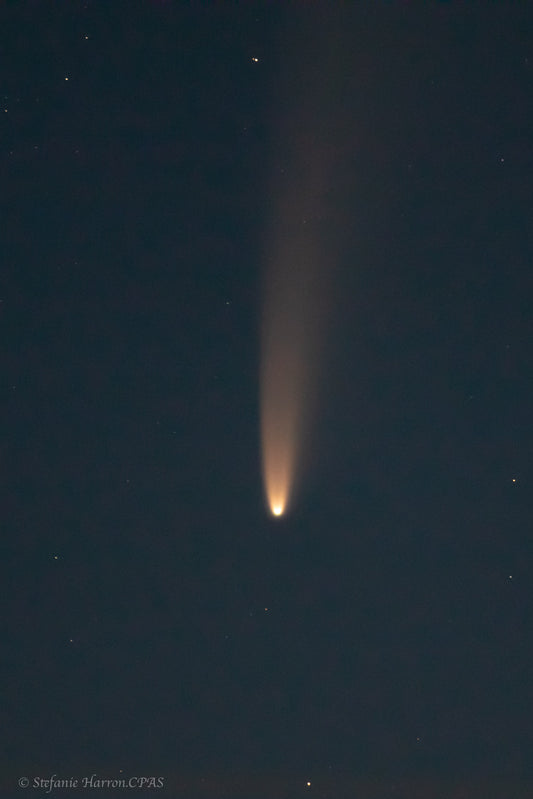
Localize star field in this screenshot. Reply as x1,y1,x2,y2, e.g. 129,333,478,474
1,3,533,798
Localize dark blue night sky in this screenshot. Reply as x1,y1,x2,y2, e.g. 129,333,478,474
2,3,533,797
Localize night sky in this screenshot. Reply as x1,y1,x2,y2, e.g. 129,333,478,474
2,3,533,798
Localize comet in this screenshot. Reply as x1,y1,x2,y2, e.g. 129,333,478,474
259,143,331,518
259,9,345,518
